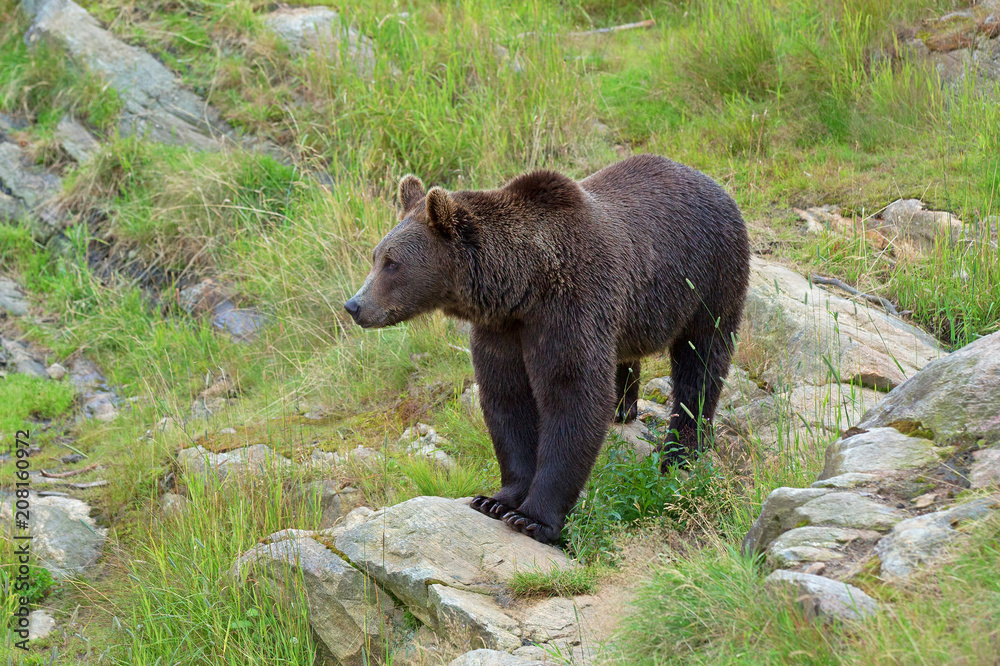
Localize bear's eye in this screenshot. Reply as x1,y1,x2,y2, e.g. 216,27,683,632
384,258,398,273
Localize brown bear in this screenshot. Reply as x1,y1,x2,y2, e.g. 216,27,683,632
345,154,750,544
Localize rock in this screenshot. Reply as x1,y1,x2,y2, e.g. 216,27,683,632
178,279,266,341
218,427,237,435
793,492,903,532
517,596,585,642
178,444,292,482
766,526,880,569
461,383,480,412
765,570,878,621
156,417,176,433
347,445,384,465
297,481,365,529
741,258,940,390
875,498,999,581
607,418,655,458
0,276,30,316
22,0,242,150
333,496,572,625
1,337,48,377
429,585,522,651
743,487,901,555
27,610,56,640
742,487,833,555
67,358,122,422
449,650,545,666
159,492,189,519
856,330,1000,446
54,114,99,162
400,423,456,469
970,447,1000,489
878,199,965,258
0,141,66,241
636,398,669,422
810,473,877,489
643,376,672,402
230,531,394,664
0,493,106,578
61,453,84,464
263,6,376,77
819,427,941,479
45,362,67,380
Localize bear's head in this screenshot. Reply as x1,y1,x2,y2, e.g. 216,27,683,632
344,174,475,328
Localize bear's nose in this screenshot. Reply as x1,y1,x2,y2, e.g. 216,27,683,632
344,298,361,320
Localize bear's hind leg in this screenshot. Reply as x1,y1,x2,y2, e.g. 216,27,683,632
469,327,539,520
659,317,738,471
614,360,641,423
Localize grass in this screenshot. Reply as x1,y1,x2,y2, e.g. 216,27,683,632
507,564,604,598
1,0,999,662
0,373,75,435
612,514,1000,665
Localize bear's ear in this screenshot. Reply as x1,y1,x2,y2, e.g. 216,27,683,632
424,187,457,237
397,174,425,213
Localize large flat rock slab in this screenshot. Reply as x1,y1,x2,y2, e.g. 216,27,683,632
334,496,572,624
742,258,941,390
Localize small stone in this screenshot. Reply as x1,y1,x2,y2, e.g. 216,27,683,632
178,444,292,482
45,362,67,380
296,481,365,530
644,376,672,402
93,401,119,422
0,276,30,316
913,493,937,509
54,114,100,162
637,399,670,422
160,492,189,519
27,610,56,640
803,562,826,575
765,570,878,621
61,454,84,464
219,427,237,435
969,447,1000,489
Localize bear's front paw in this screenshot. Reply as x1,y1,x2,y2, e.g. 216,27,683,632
501,510,560,544
470,495,513,520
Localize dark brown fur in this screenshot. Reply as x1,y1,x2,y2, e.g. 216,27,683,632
345,155,751,544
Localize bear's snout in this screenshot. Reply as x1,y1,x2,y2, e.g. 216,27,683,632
344,297,361,321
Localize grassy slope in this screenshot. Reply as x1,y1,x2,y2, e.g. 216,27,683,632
1,0,998,663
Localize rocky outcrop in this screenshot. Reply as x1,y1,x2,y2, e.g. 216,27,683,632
0,493,106,578
0,276,30,316
20,0,241,150
743,330,1000,611
230,496,587,662
0,140,67,241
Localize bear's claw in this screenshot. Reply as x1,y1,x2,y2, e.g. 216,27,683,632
501,509,552,542
470,495,513,520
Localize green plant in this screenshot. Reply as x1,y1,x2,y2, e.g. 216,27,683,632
507,565,604,598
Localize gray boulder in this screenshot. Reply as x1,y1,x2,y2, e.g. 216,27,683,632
765,570,878,621
820,427,941,479
334,496,572,625
766,526,881,569
1,337,48,377
0,276,30,316
230,531,394,664
879,199,966,258
970,447,1000,489
0,493,106,578
0,141,66,241
856,330,1000,445
54,114,99,162
875,498,999,581
742,258,940,390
